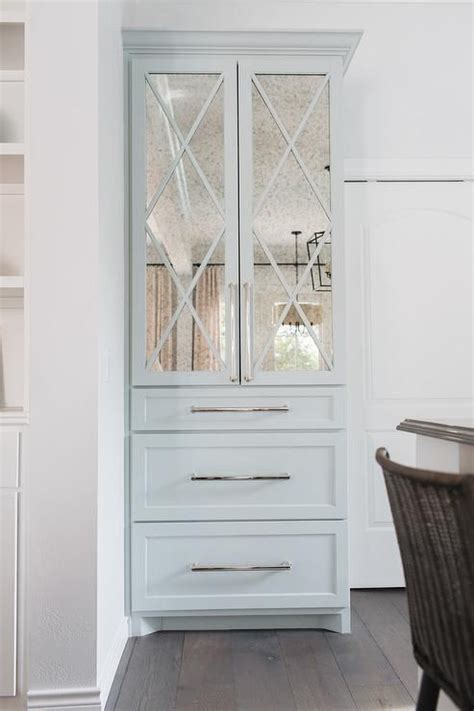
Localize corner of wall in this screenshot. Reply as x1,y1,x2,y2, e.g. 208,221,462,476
98,617,130,709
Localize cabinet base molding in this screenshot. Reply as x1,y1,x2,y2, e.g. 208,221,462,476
27,686,101,711
130,608,351,636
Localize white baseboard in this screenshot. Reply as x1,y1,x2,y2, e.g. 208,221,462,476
98,618,130,709
26,618,129,711
27,686,101,710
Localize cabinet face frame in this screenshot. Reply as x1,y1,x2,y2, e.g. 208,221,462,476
130,54,239,386
128,45,347,387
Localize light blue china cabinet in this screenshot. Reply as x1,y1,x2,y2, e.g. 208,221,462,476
125,30,361,634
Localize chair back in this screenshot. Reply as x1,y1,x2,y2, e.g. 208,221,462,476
375,448,474,709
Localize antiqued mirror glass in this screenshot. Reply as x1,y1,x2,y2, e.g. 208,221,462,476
145,73,226,372
252,74,332,372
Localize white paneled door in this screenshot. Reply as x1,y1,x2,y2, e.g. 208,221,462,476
346,181,473,587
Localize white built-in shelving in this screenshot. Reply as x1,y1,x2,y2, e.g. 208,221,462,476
0,15,26,424
0,8,25,705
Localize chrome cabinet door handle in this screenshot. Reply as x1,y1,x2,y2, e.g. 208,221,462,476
190,473,291,481
191,562,291,572
243,282,253,382
229,283,238,382
190,405,289,413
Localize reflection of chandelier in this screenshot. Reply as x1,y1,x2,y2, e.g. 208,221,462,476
273,302,322,334
306,231,332,291
272,230,323,334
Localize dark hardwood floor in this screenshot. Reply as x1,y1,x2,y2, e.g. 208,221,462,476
106,590,417,711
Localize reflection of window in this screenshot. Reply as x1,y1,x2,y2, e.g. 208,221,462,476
273,325,321,371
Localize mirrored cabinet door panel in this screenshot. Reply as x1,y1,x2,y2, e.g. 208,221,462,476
131,58,238,385
239,58,342,385
131,55,343,386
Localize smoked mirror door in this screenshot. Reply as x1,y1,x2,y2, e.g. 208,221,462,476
130,57,239,385
238,57,344,385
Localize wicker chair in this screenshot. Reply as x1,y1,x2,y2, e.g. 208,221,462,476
375,448,474,711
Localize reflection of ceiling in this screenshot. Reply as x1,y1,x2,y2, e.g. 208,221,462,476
146,73,330,276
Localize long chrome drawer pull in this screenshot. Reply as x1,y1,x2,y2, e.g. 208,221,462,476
190,405,289,413
191,562,291,572
191,474,291,481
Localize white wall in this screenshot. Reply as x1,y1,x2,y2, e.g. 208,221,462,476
97,0,127,703
26,2,125,708
123,1,473,176
27,0,100,698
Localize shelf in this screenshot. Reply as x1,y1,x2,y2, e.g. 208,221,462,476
0,183,23,195
0,407,28,426
0,275,23,288
0,70,23,82
0,276,24,299
0,17,26,429
0,13,26,23
0,144,24,156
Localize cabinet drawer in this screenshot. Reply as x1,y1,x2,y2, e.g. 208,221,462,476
131,432,346,521
132,520,348,613
131,386,345,431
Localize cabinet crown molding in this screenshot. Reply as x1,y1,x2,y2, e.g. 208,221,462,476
122,29,363,72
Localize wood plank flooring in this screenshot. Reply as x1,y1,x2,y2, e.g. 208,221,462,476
106,590,417,711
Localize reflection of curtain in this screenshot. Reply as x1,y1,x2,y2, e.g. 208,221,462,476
146,266,175,371
193,265,222,372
